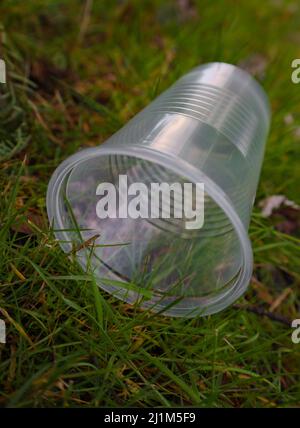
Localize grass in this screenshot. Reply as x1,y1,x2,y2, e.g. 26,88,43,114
0,0,300,407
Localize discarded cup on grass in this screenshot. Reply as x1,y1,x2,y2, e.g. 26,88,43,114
47,62,270,317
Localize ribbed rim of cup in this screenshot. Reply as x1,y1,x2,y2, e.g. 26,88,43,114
47,143,253,317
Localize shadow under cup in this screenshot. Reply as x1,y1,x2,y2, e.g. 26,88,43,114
47,62,270,317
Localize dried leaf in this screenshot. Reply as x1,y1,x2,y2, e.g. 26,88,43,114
177,0,198,21
259,195,300,218
239,54,268,79
269,287,292,312
284,113,294,125
11,212,44,235
251,276,274,304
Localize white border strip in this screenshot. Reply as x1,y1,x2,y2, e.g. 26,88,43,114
0,59,6,83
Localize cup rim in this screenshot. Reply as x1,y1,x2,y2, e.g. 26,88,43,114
47,143,253,316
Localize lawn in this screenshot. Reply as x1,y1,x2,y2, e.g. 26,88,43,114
0,0,299,407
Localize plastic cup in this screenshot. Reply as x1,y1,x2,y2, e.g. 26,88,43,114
47,62,270,317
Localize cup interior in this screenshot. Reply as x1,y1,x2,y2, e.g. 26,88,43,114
51,152,245,316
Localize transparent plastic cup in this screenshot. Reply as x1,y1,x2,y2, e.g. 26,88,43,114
47,62,270,317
